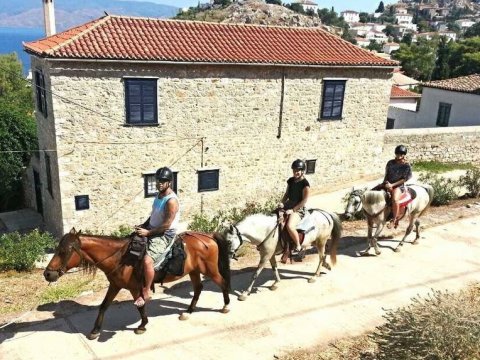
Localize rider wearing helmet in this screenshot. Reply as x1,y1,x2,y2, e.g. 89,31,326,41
383,145,412,228
134,166,180,307
278,159,311,254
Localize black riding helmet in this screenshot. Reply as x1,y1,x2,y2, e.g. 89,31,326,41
291,159,306,171
395,145,407,155
155,167,173,182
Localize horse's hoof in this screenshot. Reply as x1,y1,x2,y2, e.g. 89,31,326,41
238,294,248,301
308,277,316,283
269,285,278,291
221,307,230,314
134,327,146,335
87,332,100,340
179,313,190,321
394,247,401,253
412,240,419,245
323,263,332,271
375,250,381,256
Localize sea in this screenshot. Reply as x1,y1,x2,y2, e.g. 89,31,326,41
0,27,45,75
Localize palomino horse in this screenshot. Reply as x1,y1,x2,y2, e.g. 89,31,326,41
44,229,231,340
344,184,434,255
224,210,342,301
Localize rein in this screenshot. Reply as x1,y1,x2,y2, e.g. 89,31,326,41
255,221,280,248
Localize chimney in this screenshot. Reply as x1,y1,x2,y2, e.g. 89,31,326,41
42,0,56,36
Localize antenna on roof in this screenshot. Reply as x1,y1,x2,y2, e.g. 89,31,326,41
104,11,109,16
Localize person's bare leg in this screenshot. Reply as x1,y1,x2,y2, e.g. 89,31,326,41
134,255,154,307
287,213,301,251
391,188,401,228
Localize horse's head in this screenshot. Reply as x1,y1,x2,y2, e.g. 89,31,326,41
223,224,244,260
344,188,364,220
44,228,83,282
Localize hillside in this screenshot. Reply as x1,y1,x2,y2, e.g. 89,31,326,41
0,0,178,30
177,0,324,28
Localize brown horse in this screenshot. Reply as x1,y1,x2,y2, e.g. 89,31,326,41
44,228,231,340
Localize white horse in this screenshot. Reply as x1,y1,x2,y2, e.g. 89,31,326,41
224,210,342,301
344,184,434,255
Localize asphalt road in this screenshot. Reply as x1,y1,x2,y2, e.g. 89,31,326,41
1,212,479,360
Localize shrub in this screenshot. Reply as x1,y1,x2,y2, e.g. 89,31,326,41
459,167,480,198
0,230,56,271
371,285,480,360
418,172,459,206
412,161,474,173
188,198,277,233
110,224,133,238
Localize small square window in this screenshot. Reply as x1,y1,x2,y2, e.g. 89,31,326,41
75,195,90,211
386,118,395,129
144,172,178,197
198,169,219,192
305,159,316,174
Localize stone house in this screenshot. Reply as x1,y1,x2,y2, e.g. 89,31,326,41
385,74,480,129
23,15,397,237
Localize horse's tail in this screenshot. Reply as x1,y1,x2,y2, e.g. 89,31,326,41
419,184,435,217
329,212,343,266
213,233,231,291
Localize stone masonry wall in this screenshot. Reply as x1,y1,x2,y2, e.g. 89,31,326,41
40,61,391,237
383,126,480,165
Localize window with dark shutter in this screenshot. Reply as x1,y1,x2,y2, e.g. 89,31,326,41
436,102,451,127
125,79,158,125
319,80,346,120
198,169,219,192
45,154,53,197
386,118,395,129
34,70,47,117
305,159,316,174
75,195,90,210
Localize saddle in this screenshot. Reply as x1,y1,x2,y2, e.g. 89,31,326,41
279,211,316,264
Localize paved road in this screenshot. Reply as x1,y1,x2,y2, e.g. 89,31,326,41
1,213,479,360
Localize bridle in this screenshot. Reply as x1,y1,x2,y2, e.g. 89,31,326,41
47,233,128,277
230,225,244,260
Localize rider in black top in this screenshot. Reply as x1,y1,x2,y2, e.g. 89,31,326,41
278,159,310,253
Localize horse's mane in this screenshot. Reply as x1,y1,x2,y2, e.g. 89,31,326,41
239,213,276,228
363,190,386,206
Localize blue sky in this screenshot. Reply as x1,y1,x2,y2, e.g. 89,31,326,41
131,1,396,13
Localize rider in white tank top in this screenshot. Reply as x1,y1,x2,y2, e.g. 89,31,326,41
148,192,180,238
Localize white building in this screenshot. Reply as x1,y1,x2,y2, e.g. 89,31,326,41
387,74,480,129
455,19,476,31
341,10,360,24
394,13,413,25
383,42,400,54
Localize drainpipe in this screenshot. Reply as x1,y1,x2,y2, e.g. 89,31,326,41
42,0,56,37
277,68,285,139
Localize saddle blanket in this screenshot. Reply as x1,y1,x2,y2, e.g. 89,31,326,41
296,213,316,233
398,191,413,207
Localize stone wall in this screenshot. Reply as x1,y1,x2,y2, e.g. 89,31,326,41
383,126,480,165
29,60,392,237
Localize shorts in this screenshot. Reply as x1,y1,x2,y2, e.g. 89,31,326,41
147,234,175,270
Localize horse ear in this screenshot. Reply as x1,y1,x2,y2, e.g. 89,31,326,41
229,224,234,233
70,227,76,234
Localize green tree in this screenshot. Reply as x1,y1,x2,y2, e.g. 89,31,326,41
465,22,480,38
0,54,37,211
367,40,382,52
376,1,385,13
401,32,413,45
392,38,438,81
213,0,231,6
449,37,480,77
383,24,395,37
266,0,282,5
359,12,370,23
287,3,305,14
432,36,452,80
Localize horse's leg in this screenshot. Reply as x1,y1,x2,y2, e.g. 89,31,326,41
88,283,121,340
180,271,203,320
412,219,421,245
309,238,326,283
372,220,384,256
359,218,373,256
269,254,281,291
395,216,415,252
209,271,231,314
238,251,271,301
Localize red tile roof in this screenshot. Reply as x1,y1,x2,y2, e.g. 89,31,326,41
422,74,480,94
24,15,398,67
391,85,421,98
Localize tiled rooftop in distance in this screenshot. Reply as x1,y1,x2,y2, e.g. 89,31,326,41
24,15,398,67
422,74,480,94
390,85,421,98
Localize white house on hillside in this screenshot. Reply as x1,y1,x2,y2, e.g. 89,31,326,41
291,0,318,13
383,42,400,54
386,74,480,129
341,10,360,23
